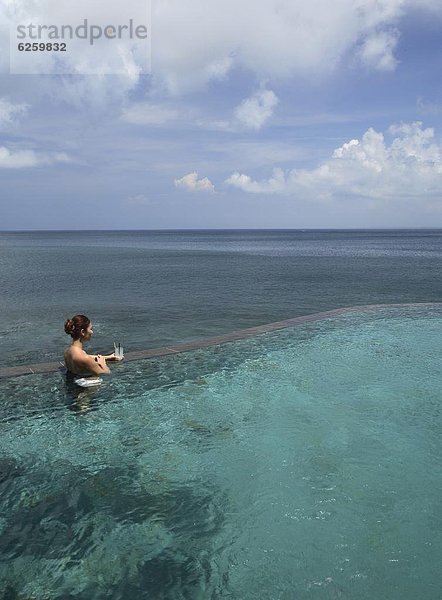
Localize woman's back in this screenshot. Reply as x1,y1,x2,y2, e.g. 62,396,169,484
64,314,110,375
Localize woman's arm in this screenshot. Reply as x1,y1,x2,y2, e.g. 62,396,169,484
76,353,111,374
99,353,124,362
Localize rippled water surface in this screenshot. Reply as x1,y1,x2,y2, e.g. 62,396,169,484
0,307,440,599
0,229,441,367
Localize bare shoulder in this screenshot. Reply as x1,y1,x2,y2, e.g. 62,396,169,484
65,346,94,374
69,346,86,357
65,346,83,361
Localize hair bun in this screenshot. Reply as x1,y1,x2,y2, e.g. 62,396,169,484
64,318,74,335
64,314,90,340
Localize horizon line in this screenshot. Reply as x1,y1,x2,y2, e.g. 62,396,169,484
1,227,442,233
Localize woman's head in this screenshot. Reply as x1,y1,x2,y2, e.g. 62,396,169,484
64,315,92,341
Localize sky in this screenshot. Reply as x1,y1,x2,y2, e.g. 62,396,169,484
1,0,442,229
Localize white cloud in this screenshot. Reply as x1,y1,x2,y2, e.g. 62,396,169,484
174,172,215,193
2,0,148,75
226,168,286,193
0,98,28,128
2,0,442,104
0,146,71,168
234,89,278,130
121,103,179,125
0,0,146,107
152,0,442,93
225,122,442,201
357,29,399,71
196,89,278,133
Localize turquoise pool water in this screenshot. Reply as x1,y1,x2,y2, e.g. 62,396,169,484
0,306,441,599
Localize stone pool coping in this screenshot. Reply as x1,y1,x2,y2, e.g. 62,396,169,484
0,302,440,379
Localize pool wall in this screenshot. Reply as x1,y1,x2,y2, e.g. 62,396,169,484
0,302,440,379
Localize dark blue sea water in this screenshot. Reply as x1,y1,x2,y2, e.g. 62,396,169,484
0,229,441,367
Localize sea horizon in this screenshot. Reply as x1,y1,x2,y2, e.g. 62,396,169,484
2,227,442,232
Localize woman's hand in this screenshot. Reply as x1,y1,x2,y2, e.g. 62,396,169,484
102,353,124,362
93,354,108,369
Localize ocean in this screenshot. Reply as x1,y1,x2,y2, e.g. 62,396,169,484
0,229,441,368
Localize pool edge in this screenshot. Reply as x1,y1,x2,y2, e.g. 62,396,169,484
1,302,441,379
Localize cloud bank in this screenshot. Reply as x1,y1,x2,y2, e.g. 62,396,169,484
3,0,442,105
152,0,442,93
226,122,442,201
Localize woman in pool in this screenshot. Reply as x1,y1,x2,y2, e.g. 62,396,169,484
64,314,120,376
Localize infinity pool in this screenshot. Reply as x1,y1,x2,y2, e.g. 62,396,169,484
0,306,440,599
